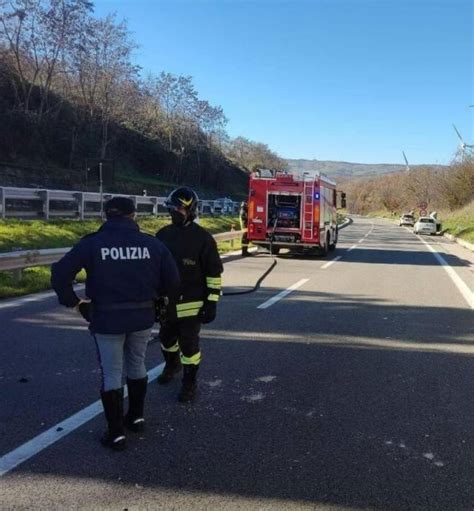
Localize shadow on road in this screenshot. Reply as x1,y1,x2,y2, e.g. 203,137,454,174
1,291,473,510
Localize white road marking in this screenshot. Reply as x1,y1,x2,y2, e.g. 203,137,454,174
255,375,276,383
206,379,222,388
321,256,341,269
347,244,358,252
418,236,474,309
0,362,165,478
257,278,309,309
241,392,265,402
0,291,56,310
358,238,365,243
0,285,85,311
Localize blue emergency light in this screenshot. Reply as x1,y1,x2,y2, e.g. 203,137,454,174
314,192,320,200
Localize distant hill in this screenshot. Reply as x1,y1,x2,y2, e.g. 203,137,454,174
286,159,446,177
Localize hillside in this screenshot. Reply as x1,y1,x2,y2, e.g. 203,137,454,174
286,158,447,177
0,64,248,199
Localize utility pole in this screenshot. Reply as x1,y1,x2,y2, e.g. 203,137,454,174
99,162,104,220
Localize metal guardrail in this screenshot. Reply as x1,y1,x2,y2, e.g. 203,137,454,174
0,230,245,272
0,186,240,219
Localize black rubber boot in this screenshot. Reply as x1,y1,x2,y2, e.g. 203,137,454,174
100,388,127,451
157,350,182,385
178,364,199,403
125,376,147,433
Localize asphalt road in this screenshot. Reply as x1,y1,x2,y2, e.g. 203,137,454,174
0,217,473,511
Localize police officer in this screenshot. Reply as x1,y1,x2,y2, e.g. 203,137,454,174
239,200,250,257
51,197,179,451
156,187,223,403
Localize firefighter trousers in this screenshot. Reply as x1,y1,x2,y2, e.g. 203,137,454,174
159,317,202,366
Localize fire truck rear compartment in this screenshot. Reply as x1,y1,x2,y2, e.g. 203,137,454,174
268,194,301,228
266,193,301,244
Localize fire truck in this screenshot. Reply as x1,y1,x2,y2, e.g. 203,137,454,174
246,170,341,256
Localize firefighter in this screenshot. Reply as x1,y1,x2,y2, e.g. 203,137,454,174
51,197,180,451
239,200,250,257
156,187,223,403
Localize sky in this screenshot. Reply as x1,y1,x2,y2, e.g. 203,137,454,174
93,0,473,165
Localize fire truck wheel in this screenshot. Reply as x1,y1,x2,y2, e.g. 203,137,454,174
320,233,330,257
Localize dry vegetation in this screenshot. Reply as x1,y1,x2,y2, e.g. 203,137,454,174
342,157,474,242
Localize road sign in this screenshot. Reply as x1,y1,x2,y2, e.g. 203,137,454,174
419,201,428,210
420,209,427,216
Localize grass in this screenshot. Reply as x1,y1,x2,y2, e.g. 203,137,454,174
0,216,240,299
439,202,474,244
0,216,240,252
0,268,87,300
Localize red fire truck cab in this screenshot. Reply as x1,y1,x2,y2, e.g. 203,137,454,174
246,170,339,256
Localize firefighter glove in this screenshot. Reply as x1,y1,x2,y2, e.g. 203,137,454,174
199,301,217,324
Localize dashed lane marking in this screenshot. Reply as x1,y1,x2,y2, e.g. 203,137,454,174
321,256,341,269
257,278,309,309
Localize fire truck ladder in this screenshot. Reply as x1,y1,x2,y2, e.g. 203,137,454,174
302,176,314,240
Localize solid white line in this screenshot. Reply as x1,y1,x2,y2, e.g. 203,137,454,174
321,256,342,269
0,291,57,310
0,362,165,478
418,236,474,310
0,285,85,311
257,278,309,310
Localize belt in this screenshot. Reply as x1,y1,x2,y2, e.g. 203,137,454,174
93,300,155,311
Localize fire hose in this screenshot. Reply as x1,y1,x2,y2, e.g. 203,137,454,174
223,216,279,296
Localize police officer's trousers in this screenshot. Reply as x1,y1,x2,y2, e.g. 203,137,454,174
94,328,152,391
159,318,201,366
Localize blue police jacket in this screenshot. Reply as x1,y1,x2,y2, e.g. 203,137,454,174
51,217,180,334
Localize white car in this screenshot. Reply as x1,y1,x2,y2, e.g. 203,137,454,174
399,214,415,226
413,217,437,235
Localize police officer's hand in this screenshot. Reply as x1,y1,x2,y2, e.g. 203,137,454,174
76,299,91,322
199,301,217,324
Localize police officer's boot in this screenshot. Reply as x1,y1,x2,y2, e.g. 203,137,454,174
178,364,199,403
100,388,127,451
157,350,182,385
125,376,147,433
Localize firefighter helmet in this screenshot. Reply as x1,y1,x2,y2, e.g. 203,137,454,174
165,187,199,219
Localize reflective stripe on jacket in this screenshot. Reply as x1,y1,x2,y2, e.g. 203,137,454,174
156,222,223,320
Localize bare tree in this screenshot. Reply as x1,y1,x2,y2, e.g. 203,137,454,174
226,136,285,172
0,0,42,111
69,13,138,158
